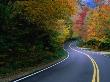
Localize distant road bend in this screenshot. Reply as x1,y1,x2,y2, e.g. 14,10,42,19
13,41,110,82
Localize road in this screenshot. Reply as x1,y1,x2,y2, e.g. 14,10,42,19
12,41,110,82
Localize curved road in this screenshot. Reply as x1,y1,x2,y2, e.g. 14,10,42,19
13,41,110,82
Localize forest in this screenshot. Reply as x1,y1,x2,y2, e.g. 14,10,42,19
0,0,110,80
0,0,77,79
77,4,110,51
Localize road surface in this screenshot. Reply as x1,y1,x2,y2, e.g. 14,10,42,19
12,41,110,82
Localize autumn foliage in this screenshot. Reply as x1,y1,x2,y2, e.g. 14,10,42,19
75,4,110,50
0,0,77,77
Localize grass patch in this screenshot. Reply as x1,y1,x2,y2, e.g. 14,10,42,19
107,54,110,57
77,39,110,51
102,52,110,57
0,48,67,79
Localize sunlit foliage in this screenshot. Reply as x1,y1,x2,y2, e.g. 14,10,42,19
81,5,110,50
0,0,77,76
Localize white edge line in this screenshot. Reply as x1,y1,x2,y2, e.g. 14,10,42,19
77,46,110,58
13,44,70,82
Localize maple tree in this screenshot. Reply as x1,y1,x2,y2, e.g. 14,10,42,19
79,4,110,49
72,6,88,38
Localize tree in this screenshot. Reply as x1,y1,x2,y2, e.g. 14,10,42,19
81,4,110,50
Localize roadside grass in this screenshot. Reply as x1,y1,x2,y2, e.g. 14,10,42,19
102,52,110,57
0,48,67,81
77,39,110,57
78,39,109,49
106,54,110,57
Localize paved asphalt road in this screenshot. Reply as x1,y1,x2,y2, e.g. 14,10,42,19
12,41,110,82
